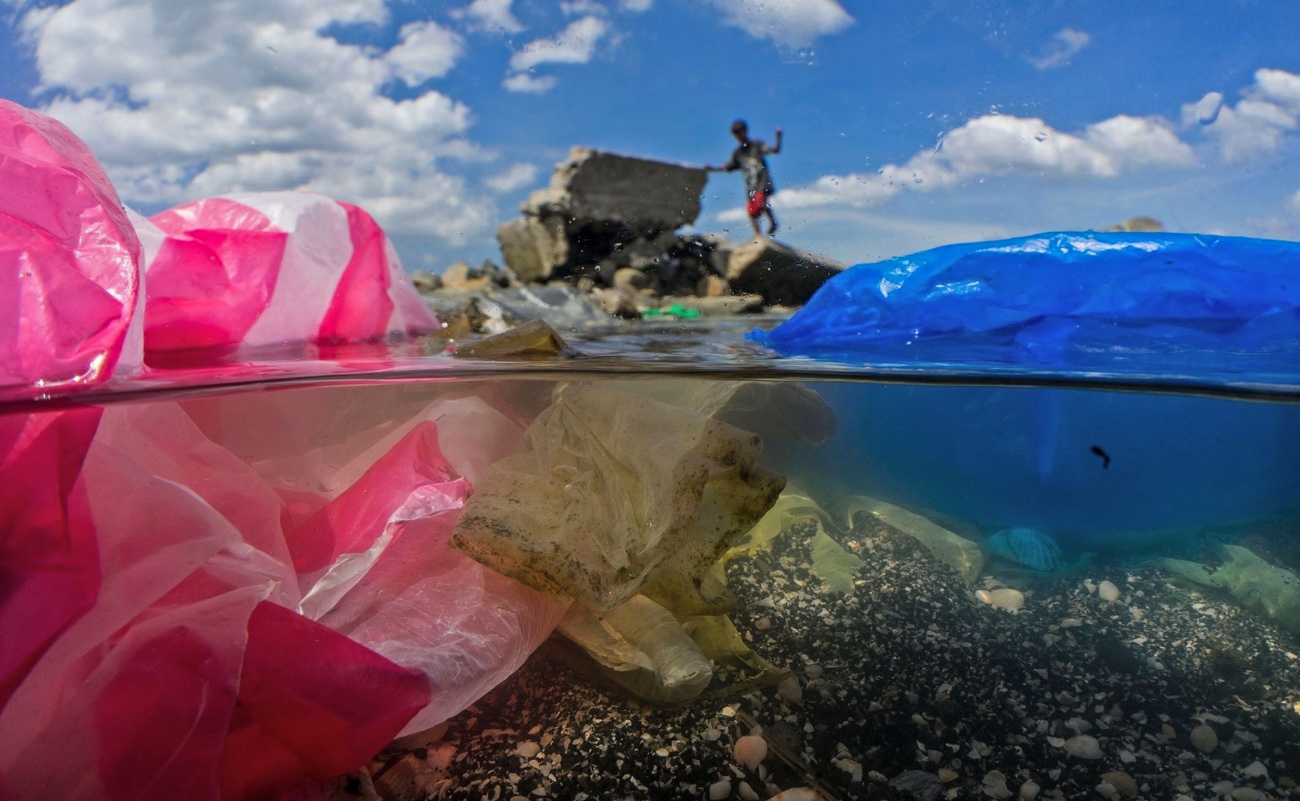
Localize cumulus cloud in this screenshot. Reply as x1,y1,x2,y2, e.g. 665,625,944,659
1288,190,1300,217
704,0,852,49
1183,68,1300,162
450,0,523,35
484,162,539,193
770,112,1195,213
385,20,463,86
621,0,652,10
503,15,607,92
1028,27,1091,70
560,0,606,16
16,0,497,243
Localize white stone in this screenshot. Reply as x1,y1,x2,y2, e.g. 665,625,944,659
1018,779,1040,800
1063,735,1104,759
734,735,768,771
977,588,1025,612
982,770,1012,799
1098,580,1121,602
708,779,732,800
1243,760,1268,778
1190,724,1218,754
778,675,803,704
516,741,541,759
1101,771,1138,798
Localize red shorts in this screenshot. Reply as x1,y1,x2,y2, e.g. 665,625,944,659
746,191,768,218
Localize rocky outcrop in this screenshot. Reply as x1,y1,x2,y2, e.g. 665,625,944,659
424,147,847,331
497,147,708,284
726,238,845,307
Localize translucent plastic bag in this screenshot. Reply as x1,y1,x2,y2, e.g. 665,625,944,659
136,191,438,354
0,99,143,394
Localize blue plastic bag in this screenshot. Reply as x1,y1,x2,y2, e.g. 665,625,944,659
752,231,1300,389
754,232,1300,541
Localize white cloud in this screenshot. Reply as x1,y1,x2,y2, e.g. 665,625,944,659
770,112,1195,213
1183,68,1300,163
508,16,607,72
485,162,539,193
502,72,557,93
1288,190,1300,217
17,0,498,244
1028,27,1091,70
620,0,652,10
385,20,463,86
560,1,606,16
451,0,523,35
704,0,852,49
502,15,608,93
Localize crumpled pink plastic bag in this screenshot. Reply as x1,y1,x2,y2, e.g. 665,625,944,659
136,192,438,354
0,99,143,392
1,101,560,801
0,392,567,800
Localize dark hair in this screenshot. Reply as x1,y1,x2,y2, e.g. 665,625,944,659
730,119,748,134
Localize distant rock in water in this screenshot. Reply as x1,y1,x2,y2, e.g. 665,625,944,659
987,527,1067,572
1101,216,1164,233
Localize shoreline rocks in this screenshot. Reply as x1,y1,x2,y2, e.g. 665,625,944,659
420,147,844,337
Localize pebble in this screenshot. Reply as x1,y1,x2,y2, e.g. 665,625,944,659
1018,779,1040,800
755,616,772,631
708,779,731,800
768,790,819,801
938,768,959,783
1231,789,1265,801
983,770,1012,799
737,780,760,801
977,588,1025,612
1098,580,1121,602
1101,770,1138,798
733,735,768,771
1063,734,1103,759
1242,760,1268,778
515,741,541,759
1189,724,1218,754
777,675,803,704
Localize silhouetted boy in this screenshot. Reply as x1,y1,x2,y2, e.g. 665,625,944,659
707,119,783,237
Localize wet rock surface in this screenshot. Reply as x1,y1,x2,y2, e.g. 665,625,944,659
347,515,1300,801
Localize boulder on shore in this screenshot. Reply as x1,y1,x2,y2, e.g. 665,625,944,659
725,237,844,307
497,147,708,284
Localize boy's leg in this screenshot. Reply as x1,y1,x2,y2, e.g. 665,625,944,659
765,205,778,236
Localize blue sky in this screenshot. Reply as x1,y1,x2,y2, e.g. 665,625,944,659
3,0,1300,272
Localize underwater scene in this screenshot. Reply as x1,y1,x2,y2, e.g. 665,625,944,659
4,326,1298,801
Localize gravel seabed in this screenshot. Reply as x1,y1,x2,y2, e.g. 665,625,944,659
355,516,1300,801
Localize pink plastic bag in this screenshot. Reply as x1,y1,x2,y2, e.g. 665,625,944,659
1,102,559,799
137,192,438,354
0,99,143,393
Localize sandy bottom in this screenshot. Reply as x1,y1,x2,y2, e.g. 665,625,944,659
345,516,1300,801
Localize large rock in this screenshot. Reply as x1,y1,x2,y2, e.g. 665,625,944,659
497,216,569,283
725,237,844,307
523,147,707,229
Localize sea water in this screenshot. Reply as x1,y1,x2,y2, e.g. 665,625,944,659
6,318,1299,798
9,313,1299,590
